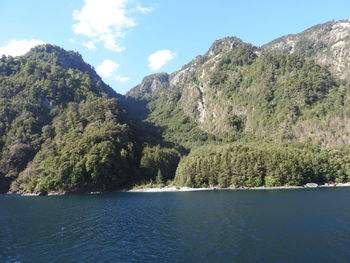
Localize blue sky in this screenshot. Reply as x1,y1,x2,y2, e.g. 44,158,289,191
0,0,349,94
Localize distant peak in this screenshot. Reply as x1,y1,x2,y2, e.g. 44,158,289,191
26,44,82,60
336,18,350,23
127,73,170,98
207,37,244,57
28,43,63,52
142,72,169,83
22,43,118,96
24,43,93,73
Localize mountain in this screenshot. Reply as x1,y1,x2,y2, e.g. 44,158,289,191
126,20,350,149
2,19,350,193
124,19,350,188
125,37,253,146
0,45,144,194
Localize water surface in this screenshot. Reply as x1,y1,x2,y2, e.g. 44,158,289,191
1,187,350,263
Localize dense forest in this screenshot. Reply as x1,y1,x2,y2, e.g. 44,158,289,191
0,45,176,193
2,19,350,194
175,143,350,188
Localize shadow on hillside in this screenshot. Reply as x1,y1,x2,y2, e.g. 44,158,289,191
120,96,170,147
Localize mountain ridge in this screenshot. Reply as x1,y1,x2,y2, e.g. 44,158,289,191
126,19,350,148
262,18,350,78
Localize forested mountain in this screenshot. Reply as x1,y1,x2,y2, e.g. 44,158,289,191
0,45,138,193
126,19,350,148
124,19,350,187
0,45,181,194
2,19,350,193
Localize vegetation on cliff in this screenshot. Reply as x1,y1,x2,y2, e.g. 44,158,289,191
126,37,350,147
3,19,350,193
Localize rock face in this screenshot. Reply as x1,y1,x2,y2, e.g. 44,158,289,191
127,37,256,136
262,19,350,79
126,73,169,99
127,38,245,100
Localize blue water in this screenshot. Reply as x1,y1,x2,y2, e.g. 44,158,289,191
1,188,350,263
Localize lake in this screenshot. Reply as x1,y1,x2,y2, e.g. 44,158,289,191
1,187,350,263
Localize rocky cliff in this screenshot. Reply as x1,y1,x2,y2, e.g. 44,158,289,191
263,19,350,79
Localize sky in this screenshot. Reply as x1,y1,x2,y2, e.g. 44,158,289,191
0,0,349,94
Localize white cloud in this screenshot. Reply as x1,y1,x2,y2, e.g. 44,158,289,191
135,4,153,14
83,41,96,50
0,40,46,57
96,59,130,82
97,59,120,77
148,50,176,71
115,75,130,82
73,0,152,52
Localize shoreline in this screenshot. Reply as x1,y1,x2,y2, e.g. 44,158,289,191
15,182,350,196
127,183,350,193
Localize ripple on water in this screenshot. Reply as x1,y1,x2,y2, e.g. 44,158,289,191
1,189,350,262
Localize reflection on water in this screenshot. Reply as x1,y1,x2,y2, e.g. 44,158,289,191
1,188,350,263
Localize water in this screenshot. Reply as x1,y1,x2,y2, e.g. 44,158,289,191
1,188,350,263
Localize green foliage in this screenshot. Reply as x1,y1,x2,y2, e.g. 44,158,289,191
11,96,141,193
0,44,142,193
175,143,349,188
124,83,212,149
155,169,164,185
140,145,181,182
